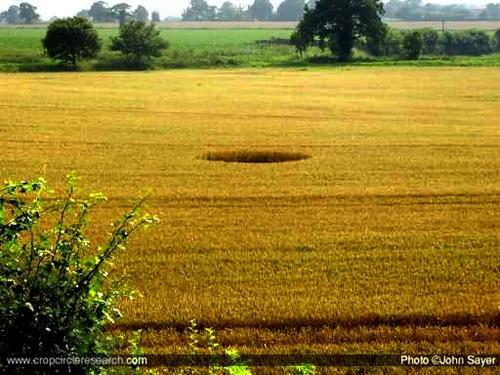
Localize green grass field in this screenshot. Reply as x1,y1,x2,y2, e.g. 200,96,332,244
1,25,500,72
0,27,299,70
0,67,499,373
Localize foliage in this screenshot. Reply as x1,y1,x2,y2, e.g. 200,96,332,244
493,29,500,51
480,3,500,21
89,1,115,23
42,17,102,70
110,21,169,69
0,5,21,24
0,174,158,374
363,23,389,56
440,30,492,56
289,364,316,374
384,0,478,21
19,2,40,24
402,30,423,59
182,0,216,21
133,5,149,23
276,0,306,21
151,11,161,23
109,3,133,26
421,28,439,54
248,0,274,21
359,27,497,59
182,319,252,375
217,2,242,21
292,0,386,61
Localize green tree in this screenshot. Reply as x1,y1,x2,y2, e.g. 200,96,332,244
76,9,91,19
402,30,423,59
109,3,132,26
110,21,169,69
217,1,239,20
151,10,161,22
0,5,21,24
395,0,424,20
276,0,305,21
292,0,385,61
307,0,317,9
133,5,149,22
182,0,216,20
0,174,158,373
19,2,40,24
421,28,439,54
480,3,500,20
89,1,112,22
363,23,389,56
42,17,102,70
248,0,274,20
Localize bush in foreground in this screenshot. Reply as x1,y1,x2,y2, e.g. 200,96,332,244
0,173,158,374
42,17,101,70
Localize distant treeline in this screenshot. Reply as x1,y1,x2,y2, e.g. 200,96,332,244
385,0,500,21
0,2,162,24
1,0,500,24
184,0,500,22
182,0,307,21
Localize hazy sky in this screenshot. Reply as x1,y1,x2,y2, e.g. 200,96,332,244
0,0,493,20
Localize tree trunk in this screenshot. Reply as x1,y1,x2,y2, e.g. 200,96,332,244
336,26,354,62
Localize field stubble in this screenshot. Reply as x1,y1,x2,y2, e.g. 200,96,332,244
0,68,499,365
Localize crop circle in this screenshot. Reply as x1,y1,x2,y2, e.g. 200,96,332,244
200,150,311,164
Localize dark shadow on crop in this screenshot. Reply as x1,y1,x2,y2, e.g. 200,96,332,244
200,150,311,164
116,312,500,332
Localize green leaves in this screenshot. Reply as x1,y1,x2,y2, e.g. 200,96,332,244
0,174,157,373
42,16,102,70
110,20,169,69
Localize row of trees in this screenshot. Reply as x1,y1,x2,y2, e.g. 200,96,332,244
76,2,161,25
182,0,310,21
182,0,500,22
0,3,39,24
43,17,168,69
385,0,500,21
291,0,500,62
361,28,500,59
0,2,162,25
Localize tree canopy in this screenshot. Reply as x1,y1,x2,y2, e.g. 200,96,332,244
133,5,149,22
182,0,216,21
151,10,161,22
248,0,274,21
109,3,132,25
42,16,101,70
19,2,40,24
292,0,386,61
0,5,21,24
276,0,305,21
110,21,169,68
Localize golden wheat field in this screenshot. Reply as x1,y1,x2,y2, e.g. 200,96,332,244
1,68,500,372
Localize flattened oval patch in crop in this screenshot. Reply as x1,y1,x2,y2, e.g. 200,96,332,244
200,150,311,164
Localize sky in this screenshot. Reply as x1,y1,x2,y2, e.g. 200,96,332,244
0,0,494,20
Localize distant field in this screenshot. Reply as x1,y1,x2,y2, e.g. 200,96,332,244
0,27,293,48
1,68,499,369
0,27,298,70
389,20,500,30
